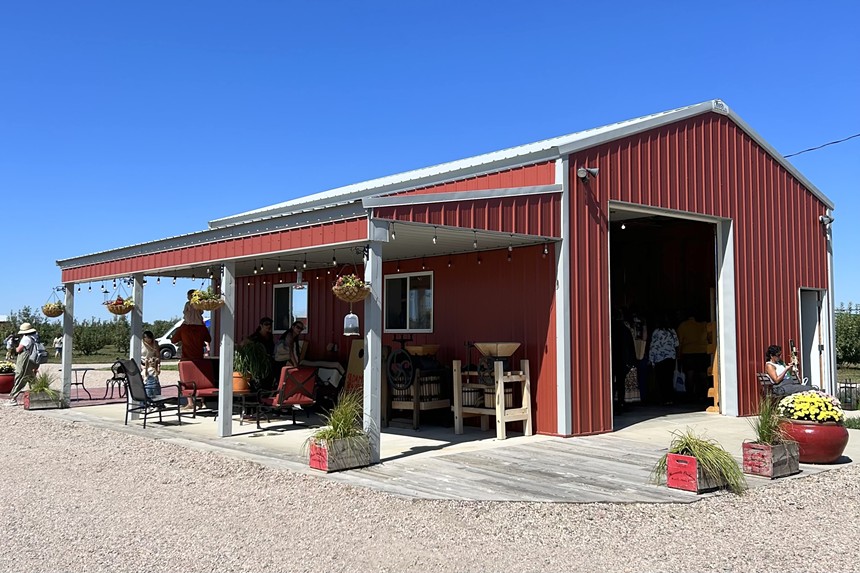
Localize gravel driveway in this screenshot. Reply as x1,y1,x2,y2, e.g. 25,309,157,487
1,405,858,573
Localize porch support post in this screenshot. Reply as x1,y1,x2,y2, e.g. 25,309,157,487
555,157,573,435
61,283,75,406
823,209,837,396
217,261,236,438
130,275,144,364
364,218,386,464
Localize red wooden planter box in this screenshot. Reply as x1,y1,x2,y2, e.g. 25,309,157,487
666,453,727,493
308,436,371,472
742,442,800,479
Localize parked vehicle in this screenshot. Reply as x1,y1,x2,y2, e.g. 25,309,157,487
156,318,211,360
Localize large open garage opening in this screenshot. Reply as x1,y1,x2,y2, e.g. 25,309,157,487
608,207,720,428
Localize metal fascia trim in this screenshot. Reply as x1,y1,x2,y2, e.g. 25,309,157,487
361,184,562,209
57,203,367,270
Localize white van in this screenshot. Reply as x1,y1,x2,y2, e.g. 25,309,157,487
156,318,211,360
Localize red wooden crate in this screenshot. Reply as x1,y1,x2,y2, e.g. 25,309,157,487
666,453,724,493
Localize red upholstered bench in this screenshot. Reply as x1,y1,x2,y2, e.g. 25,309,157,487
179,359,219,417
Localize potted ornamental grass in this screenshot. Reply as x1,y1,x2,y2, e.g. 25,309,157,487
651,429,747,494
777,390,849,464
23,371,65,410
305,390,371,472
742,395,800,479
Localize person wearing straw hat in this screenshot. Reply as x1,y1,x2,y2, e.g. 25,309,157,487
1,323,40,407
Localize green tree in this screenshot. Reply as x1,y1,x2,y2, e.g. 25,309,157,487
73,320,111,356
835,303,860,366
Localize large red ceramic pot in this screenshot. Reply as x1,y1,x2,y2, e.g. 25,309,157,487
779,420,849,464
0,373,14,394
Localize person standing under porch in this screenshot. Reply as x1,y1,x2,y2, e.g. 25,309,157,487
2,323,40,407
649,316,679,404
172,289,211,361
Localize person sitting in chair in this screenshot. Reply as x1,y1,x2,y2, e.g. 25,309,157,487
765,344,812,396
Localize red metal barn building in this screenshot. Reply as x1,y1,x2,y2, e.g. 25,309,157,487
57,99,836,455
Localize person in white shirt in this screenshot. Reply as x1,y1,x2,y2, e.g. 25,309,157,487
2,323,40,407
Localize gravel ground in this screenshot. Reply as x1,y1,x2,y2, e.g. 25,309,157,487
1,406,859,573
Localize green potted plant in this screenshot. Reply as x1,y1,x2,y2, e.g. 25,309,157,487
651,429,746,494
23,371,65,410
305,391,371,472
742,395,799,478
0,360,15,394
233,342,271,392
777,390,849,463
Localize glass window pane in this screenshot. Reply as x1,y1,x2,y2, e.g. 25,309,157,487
273,285,292,333
385,277,408,330
409,274,432,330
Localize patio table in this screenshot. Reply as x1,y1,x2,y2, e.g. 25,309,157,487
69,367,94,401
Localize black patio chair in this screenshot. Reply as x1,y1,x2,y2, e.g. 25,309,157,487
120,358,183,428
103,360,128,400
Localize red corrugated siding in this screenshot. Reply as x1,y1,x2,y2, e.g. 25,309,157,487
391,161,555,196
374,194,562,237
61,218,368,282
568,113,829,433
239,245,558,432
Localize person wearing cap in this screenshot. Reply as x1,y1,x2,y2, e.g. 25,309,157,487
2,323,40,407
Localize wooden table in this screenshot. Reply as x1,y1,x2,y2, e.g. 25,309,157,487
452,359,532,440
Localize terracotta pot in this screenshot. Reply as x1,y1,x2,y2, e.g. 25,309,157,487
779,419,849,464
0,372,14,394
232,372,251,393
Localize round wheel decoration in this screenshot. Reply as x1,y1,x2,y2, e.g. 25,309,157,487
387,348,415,390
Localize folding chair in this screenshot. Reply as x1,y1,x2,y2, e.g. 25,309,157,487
121,358,183,428
257,366,317,429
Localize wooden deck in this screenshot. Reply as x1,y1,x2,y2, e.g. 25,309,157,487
326,434,738,503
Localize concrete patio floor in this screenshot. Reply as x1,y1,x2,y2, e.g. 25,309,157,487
33,394,860,503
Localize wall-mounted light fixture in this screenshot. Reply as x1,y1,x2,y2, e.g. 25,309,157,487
576,167,599,182
819,214,835,228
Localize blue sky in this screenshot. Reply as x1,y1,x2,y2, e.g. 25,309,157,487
1,1,858,326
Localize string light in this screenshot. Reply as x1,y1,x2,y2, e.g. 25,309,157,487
77,285,81,292
390,223,396,241
621,223,626,230
112,278,117,288
542,244,548,258
88,284,92,292
432,226,437,245
277,262,282,272
477,255,482,265
157,277,161,284
293,264,297,273
302,255,307,269
447,258,452,268
473,230,478,249
421,258,426,271
260,261,264,272
172,277,176,285
332,251,337,266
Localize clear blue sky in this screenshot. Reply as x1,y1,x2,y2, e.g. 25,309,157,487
1,1,858,326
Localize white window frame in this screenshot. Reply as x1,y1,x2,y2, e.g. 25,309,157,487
384,271,434,334
272,282,309,335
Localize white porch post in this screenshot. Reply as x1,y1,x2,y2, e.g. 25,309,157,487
364,219,386,464
61,283,75,406
130,275,144,364
217,262,236,438
555,157,573,435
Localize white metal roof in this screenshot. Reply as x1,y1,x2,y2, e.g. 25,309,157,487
208,99,833,228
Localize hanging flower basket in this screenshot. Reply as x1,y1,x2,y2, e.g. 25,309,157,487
42,303,65,318
192,298,225,311
106,303,133,315
105,296,134,315
332,275,371,304
190,287,225,311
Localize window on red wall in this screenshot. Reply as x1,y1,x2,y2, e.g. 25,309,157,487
384,271,433,333
273,282,308,335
